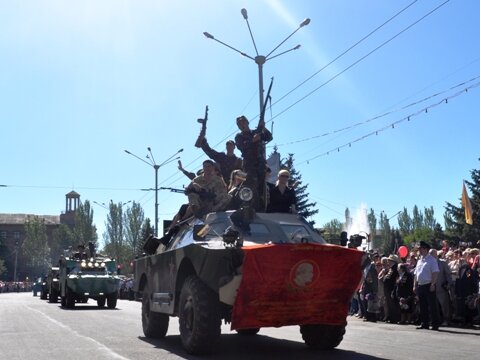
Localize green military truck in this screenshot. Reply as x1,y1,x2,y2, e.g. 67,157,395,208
134,208,366,355
59,252,120,309
46,266,60,303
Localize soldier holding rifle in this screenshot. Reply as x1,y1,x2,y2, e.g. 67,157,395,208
234,115,272,211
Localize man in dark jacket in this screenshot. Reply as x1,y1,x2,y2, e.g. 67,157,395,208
235,115,272,211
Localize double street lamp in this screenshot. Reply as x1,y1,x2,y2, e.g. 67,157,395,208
204,8,310,119
125,147,183,236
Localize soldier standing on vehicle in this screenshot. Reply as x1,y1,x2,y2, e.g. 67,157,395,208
185,159,229,218
235,115,272,211
198,139,242,186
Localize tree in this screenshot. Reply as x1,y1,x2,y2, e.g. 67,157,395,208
0,259,6,278
282,153,318,225
322,219,343,244
367,208,377,237
22,216,50,277
51,224,75,264
73,200,98,247
444,160,480,246
103,201,125,261
398,207,412,236
124,201,145,258
423,206,437,230
412,205,424,231
378,212,391,255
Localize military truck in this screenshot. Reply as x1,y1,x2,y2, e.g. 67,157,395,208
58,252,120,309
134,206,365,355
46,266,60,303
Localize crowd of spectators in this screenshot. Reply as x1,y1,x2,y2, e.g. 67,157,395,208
352,240,480,329
0,281,33,293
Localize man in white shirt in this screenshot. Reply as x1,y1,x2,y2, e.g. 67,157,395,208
413,241,440,330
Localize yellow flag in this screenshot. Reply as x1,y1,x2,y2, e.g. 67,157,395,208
462,182,473,225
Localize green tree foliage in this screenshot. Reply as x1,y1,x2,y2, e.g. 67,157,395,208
378,212,391,254
398,207,412,236
51,224,75,264
0,259,6,278
138,218,153,253
282,153,318,225
73,200,98,247
124,201,145,258
321,219,343,244
412,205,424,231
423,206,436,230
22,216,50,277
103,201,125,262
444,160,480,246
367,208,377,236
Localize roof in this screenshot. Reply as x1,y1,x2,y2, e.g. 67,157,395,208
0,214,61,225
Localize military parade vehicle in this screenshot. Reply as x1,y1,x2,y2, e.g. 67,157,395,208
40,275,48,300
46,266,60,303
58,247,120,309
134,199,366,354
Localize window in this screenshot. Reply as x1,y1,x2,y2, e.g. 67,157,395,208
13,231,20,240
0,231,6,240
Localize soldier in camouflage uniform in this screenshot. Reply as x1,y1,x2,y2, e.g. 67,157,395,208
185,159,229,218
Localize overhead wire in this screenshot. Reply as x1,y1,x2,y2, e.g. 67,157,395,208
298,79,480,164
269,0,452,123
272,74,480,148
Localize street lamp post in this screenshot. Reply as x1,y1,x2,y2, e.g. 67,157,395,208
125,147,183,236
204,9,310,120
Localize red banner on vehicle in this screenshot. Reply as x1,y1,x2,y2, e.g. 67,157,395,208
231,243,364,330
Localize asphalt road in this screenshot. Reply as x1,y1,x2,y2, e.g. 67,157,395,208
0,292,478,360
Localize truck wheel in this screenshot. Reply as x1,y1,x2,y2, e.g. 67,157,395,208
61,296,66,307
142,283,169,338
107,294,118,309
97,297,106,308
236,328,260,335
49,289,58,303
300,324,345,349
179,275,221,355
66,288,75,309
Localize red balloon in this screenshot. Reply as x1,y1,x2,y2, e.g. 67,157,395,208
398,246,408,258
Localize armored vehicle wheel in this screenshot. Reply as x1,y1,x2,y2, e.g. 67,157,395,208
107,294,117,309
49,289,58,303
179,275,221,355
97,297,106,307
300,324,345,349
61,296,66,307
40,290,48,300
236,328,260,335
66,289,76,309
142,283,169,338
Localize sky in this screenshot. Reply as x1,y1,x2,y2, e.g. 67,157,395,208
1,0,479,244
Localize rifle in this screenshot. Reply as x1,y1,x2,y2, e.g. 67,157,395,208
257,77,274,131
194,105,209,148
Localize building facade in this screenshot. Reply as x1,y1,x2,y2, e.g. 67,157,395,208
0,191,80,281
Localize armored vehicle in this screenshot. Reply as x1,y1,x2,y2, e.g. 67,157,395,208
47,266,60,303
40,276,48,300
134,208,365,355
58,253,120,309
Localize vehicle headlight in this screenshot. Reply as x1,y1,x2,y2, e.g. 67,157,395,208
88,262,94,268
94,262,99,267
100,262,106,267
81,262,87,268
238,187,253,201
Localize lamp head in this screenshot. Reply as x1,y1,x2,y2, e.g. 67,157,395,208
203,32,214,39
241,8,248,20
300,18,311,27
